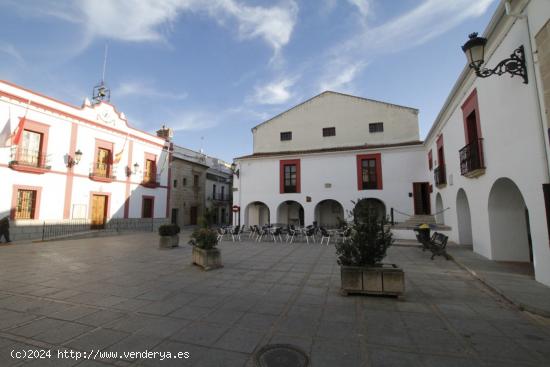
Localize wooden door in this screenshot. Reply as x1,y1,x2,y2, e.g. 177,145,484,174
91,195,107,229
413,183,431,215
190,206,198,225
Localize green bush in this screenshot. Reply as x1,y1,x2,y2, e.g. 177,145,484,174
189,228,218,250
336,200,393,267
158,224,180,236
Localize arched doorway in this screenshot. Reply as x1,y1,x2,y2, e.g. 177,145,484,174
488,178,532,262
276,201,304,226
435,193,445,224
314,199,345,228
354,198,386,221
456,189,472,245
245,201,270,226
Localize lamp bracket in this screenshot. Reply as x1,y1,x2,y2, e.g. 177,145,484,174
475,45,528,84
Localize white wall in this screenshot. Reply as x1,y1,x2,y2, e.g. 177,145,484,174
234,145,429,227
252,92,419,154
424,1,550,286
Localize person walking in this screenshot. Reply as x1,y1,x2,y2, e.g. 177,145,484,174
0,215,11,243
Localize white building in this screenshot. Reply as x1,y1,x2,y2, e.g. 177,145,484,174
424,0,550,286
0,80,169,240
232,91,428,229
233,0,550,287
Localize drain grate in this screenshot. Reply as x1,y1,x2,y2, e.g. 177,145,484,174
254,344,309,367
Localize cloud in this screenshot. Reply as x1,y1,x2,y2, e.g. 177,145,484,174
347,0,370,17
319,62,366,92
0,42,24,63
252,78,296,105
116,81,188,101
317,0,495,91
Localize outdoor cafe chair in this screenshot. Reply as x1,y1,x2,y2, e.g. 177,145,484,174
271,227,283,242
319,227,331,246
305,227,316,244
231,225,241,242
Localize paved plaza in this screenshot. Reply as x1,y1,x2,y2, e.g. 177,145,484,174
0,232,549,367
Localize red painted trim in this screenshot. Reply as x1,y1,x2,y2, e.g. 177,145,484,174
166,143,173,218
9,165,49,174
436,135,445,166
461,89,483,142
141,195,155,218
124,140,134,218
0,81,164,148
279,159,301,193
11,185,42,220
17,118,50,167
356,153,383,190
412,182,431,215
428,150,433,171
142,152,157,186
91,138,114,181
88,191,111,222
63,123,78,219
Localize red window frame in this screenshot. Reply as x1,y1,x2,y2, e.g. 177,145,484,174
12,119,50,172
143,152,157,185
11,185,42,220
428,150,433,171
92,139,114,180
356,153,382,190
141,196,155,218
461,89,483,143
436,135,445,166
279,159,301,193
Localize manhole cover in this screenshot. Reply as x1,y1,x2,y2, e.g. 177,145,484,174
254,344,309,367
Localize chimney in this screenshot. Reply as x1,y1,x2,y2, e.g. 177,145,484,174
156,125,173,141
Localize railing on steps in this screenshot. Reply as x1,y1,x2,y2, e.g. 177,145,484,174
390,207,452,226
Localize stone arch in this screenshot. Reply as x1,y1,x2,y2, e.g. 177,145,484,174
314,199,345,228
488,178,532,262
276,200,304,226
456,188,473,245
244,201,270,226
435,193,445,224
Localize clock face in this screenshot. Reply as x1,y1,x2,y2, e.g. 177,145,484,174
97,109,116,125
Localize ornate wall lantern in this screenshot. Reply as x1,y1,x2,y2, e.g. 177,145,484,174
67,149,82,167
462,32,528,84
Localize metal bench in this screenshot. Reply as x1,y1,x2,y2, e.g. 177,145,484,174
428,232,450,260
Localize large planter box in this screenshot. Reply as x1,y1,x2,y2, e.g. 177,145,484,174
341,264,404,297
192,247,223,271
159,235,179,249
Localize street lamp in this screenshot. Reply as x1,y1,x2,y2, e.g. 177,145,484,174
67,149,82,167
461,32,528,84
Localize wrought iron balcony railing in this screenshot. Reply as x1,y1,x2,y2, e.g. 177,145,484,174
208,193,232,202
9,147,50,170
459,138,485,177
141,173,160,187
434,164,447,187
89,163,116,180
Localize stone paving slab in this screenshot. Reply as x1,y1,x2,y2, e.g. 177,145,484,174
448,245,550,317
0,232,548,366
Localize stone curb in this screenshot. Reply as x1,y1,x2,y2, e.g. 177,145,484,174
450,255,550,319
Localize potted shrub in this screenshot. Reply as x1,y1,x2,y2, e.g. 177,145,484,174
336,199,404,296
158,224,180,248
189,227,223,270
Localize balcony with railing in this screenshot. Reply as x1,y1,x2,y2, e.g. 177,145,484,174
208,193,232,202
459,138,485,178
434,164,447,187
141,173,160,188
89,163,116,182
9,147,51,173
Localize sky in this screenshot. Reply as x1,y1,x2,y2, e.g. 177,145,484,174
0,0,498,162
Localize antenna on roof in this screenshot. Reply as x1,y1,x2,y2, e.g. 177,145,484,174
92,43,111,104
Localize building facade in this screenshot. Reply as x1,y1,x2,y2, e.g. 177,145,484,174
0,80,169,240
205,157,232,226
232,91,428,229
169,145,208,227
424,0,550,286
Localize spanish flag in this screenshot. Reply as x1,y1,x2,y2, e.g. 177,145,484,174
113,133,128,164
11,116,26,146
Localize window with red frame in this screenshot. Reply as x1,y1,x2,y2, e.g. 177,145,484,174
357,154,382,190
144,159,156,183
142,197,154,218
428,150,433,170
280,159,300,193
15,189,37,219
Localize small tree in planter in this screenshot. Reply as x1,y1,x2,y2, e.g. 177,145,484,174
189,227,223,271
158,224,180,248
336,199,403,296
